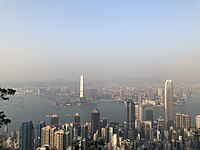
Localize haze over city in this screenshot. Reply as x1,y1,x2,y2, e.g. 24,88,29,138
1,1,200,82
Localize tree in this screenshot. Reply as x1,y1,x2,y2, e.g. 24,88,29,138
72,140,84,150
88,138,107,150
0,88,16,128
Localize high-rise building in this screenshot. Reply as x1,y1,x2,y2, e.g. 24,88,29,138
81,124,89,140
157,116,165,131
146,108,153,122
126,100,135,130
196,115,200,129
109,126,113,142
50,114,59,127
41,125,52,146
80,75,84,98
143,121,152,135
146,108,153,128
41,125,56,148
91,108,100,137
175,113,191,129
50,126,56,148
19,121,34,150
139,104,143,123
182,113,191,129
36,121,46,148
112,134,118,149
74,113,80,129
65,131,70,149
135,103,143,124
101,127,107,140
164,80,173,127
130,102,135,130
100,117,107,128
54,129,66,150
157,88,164,104
126,101,130,129
175,113,182,129
74,113,81,136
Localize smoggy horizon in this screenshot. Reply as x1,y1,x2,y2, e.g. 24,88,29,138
1,1,200,82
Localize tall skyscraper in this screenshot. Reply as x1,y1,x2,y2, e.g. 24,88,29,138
19,121,34,150
196,115,200,129
36,121,46,148
74,113,81,136
126,100,135,130
80,75,84,98
41,125,52,146
126,101,130,129
81,124,89,140
139,104,143,124
130,102,135,130
164,80,173,127
54,129,66,150
91,108,100,137
50,126,56,148
41,125,56,148
74,113,80,128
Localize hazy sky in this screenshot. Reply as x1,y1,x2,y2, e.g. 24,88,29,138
0,1,200,82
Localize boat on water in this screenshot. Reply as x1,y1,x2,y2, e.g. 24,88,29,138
174,101,184,106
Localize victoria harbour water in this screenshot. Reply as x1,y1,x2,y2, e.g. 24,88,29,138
1,91,200,131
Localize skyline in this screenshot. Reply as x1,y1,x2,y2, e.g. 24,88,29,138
1,1,200,82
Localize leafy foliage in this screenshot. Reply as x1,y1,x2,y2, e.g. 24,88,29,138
88,138,107,150
0,111,11,128
0,88,16,100
0,88,16,128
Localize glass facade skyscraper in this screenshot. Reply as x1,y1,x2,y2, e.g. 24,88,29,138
126,100,135,130
19,121,34,150
91,108,100,137
36,121,45,148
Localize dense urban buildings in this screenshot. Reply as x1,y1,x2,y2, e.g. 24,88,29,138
1,78,200,150
1,0,200,149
